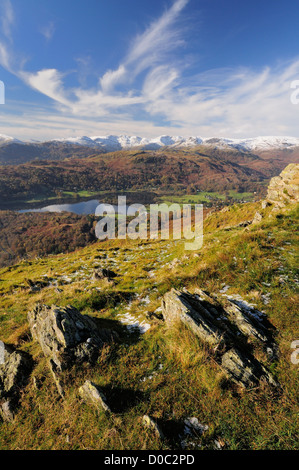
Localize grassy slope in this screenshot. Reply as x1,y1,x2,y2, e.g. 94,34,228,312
0,201,298,450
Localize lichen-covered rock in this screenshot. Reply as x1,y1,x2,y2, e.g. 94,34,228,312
161,289,226,349
252,211,263,224
221,348,278,388
266,163,299,207
28,304,114,371
161,288,278,388
214,294,270,345
0,343,32,421
79,380,111,413
183,417,209,435
142,415,164,440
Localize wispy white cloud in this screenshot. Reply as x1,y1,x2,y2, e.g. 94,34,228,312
146,60,299,137
1,0,299,140
40,21,55,41
100,65,127,94
11,0,189,120
124,0,188,75
0,0,15,72
0,42,11,70
98,0,188,94
0,0,14,42
2,57,299,140
142,65,179,101
19,68,71,106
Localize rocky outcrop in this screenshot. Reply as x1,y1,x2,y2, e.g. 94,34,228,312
221,348,277,388
161,289,226,350
161,288,278,388
28,304,115,372
26,278,49,292
252,211,263,225
266,163,299,208
142,415,165,440
93,268,118,280
0,343,32,421
79,380,111,413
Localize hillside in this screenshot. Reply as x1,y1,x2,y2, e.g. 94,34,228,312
0,140,100,165
0,212,97,268
0,147,290,206
1,134,299,165
1,134,299,167
0,165,298,450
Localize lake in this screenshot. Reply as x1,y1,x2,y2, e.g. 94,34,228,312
19,199,135,216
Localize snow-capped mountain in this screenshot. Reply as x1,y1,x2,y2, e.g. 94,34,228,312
1,133,299,154
49,134,299,152
0,134,21,145
203,136,299,152
51,134,299,152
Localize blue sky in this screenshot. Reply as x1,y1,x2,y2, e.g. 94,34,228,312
0,0,299,140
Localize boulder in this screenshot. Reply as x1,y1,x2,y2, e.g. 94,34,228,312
142,415,164,440
214,294,271,345
261,200,271,209
183,417,209,435
252,211,263,224
266,163,299,207
79,380,111,413
93,268,118,280
161,289,226,349
25,278,49,292
28,304,114,371
161,288,277,388
0,343,32,421
221,348,278,388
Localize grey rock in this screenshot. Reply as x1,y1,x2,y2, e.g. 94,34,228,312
1,400,15,421
161,288,278,388
49,359,65,398
221,348,278,388
142,415,164,440
28,304,114,371
0,343,32,421
162,289,226,349
216,295,269,344
252,211,263,224
266,163,299,207
26,278,52,292
184,417,208,435
261,200,271,209
79,380,111,413
93,268,118,280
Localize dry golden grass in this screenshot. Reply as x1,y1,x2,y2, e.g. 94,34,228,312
0,201,298,449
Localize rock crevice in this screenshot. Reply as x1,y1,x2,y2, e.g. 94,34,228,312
28,304,115,372
0,343,33,421
162,288,278,388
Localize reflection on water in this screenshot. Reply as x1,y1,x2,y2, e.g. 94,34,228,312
19,199,132,216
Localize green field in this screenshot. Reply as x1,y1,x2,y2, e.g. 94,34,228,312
159,190,255,206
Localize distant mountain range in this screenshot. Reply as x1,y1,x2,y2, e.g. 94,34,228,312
53,134,299,152
1,133,299,165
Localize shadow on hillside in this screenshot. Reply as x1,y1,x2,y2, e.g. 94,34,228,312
73,290,133,312
90,315,144,345
99,385,146,413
